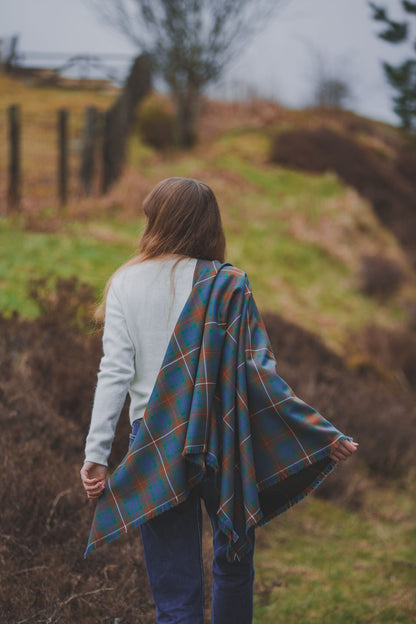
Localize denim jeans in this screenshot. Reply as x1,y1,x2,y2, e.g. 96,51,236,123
128,418,255,624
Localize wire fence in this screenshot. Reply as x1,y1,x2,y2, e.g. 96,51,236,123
0,104,108,216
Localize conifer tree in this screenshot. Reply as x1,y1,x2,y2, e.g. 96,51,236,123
369,1,416,132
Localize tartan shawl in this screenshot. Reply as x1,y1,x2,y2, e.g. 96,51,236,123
84,259,353,561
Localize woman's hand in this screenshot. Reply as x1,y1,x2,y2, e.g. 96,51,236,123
329,438,359,463
80,461,107,500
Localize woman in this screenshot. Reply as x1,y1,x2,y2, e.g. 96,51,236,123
80,177,358,624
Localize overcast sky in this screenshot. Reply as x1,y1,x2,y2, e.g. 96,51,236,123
1,0,414,126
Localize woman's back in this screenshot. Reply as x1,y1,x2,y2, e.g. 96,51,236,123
114,255,197,412
84,255,197,466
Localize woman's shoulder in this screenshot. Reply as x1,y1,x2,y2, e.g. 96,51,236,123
222,263,247,279
195,260,248,291
215,261,248,282
195,259,248,280
111,256,197,291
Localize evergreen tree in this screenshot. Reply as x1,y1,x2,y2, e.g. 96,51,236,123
369,1,416,132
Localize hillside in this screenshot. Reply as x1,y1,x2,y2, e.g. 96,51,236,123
0,73,415,623
1,73,415,354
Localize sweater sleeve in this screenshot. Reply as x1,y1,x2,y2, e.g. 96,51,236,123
84,279,136,466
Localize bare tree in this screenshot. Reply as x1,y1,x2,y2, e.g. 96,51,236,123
85,0,289,146
314,77,352,109
301,43,355,111
102,53,152,192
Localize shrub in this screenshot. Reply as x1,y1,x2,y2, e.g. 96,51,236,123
268,126,416,265
0,276,214,622
262,311,416,486
395,143,416,192
135,93,175,149
1,277,415,620
358,254,406,299
347,322,416,392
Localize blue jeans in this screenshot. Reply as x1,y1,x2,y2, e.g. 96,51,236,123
129,419,255,624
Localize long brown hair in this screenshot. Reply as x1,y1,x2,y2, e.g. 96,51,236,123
95,177,226,321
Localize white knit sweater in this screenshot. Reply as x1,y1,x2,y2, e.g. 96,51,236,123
84,255,197,466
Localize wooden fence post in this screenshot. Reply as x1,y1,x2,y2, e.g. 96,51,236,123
57,108,68,206
7,104,21,211
80,106,98,196
101,108,113,194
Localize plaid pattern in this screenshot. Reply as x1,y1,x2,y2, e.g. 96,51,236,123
84,259,353,561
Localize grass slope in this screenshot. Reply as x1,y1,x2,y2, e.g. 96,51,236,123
1,112,414,351
1,75,416,623
0,217,139,317
251,484,415,623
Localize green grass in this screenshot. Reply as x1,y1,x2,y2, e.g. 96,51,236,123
252,485,416,623
212,129,341,199
127,128,413,351
1,126,413,351
0,217,141,317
